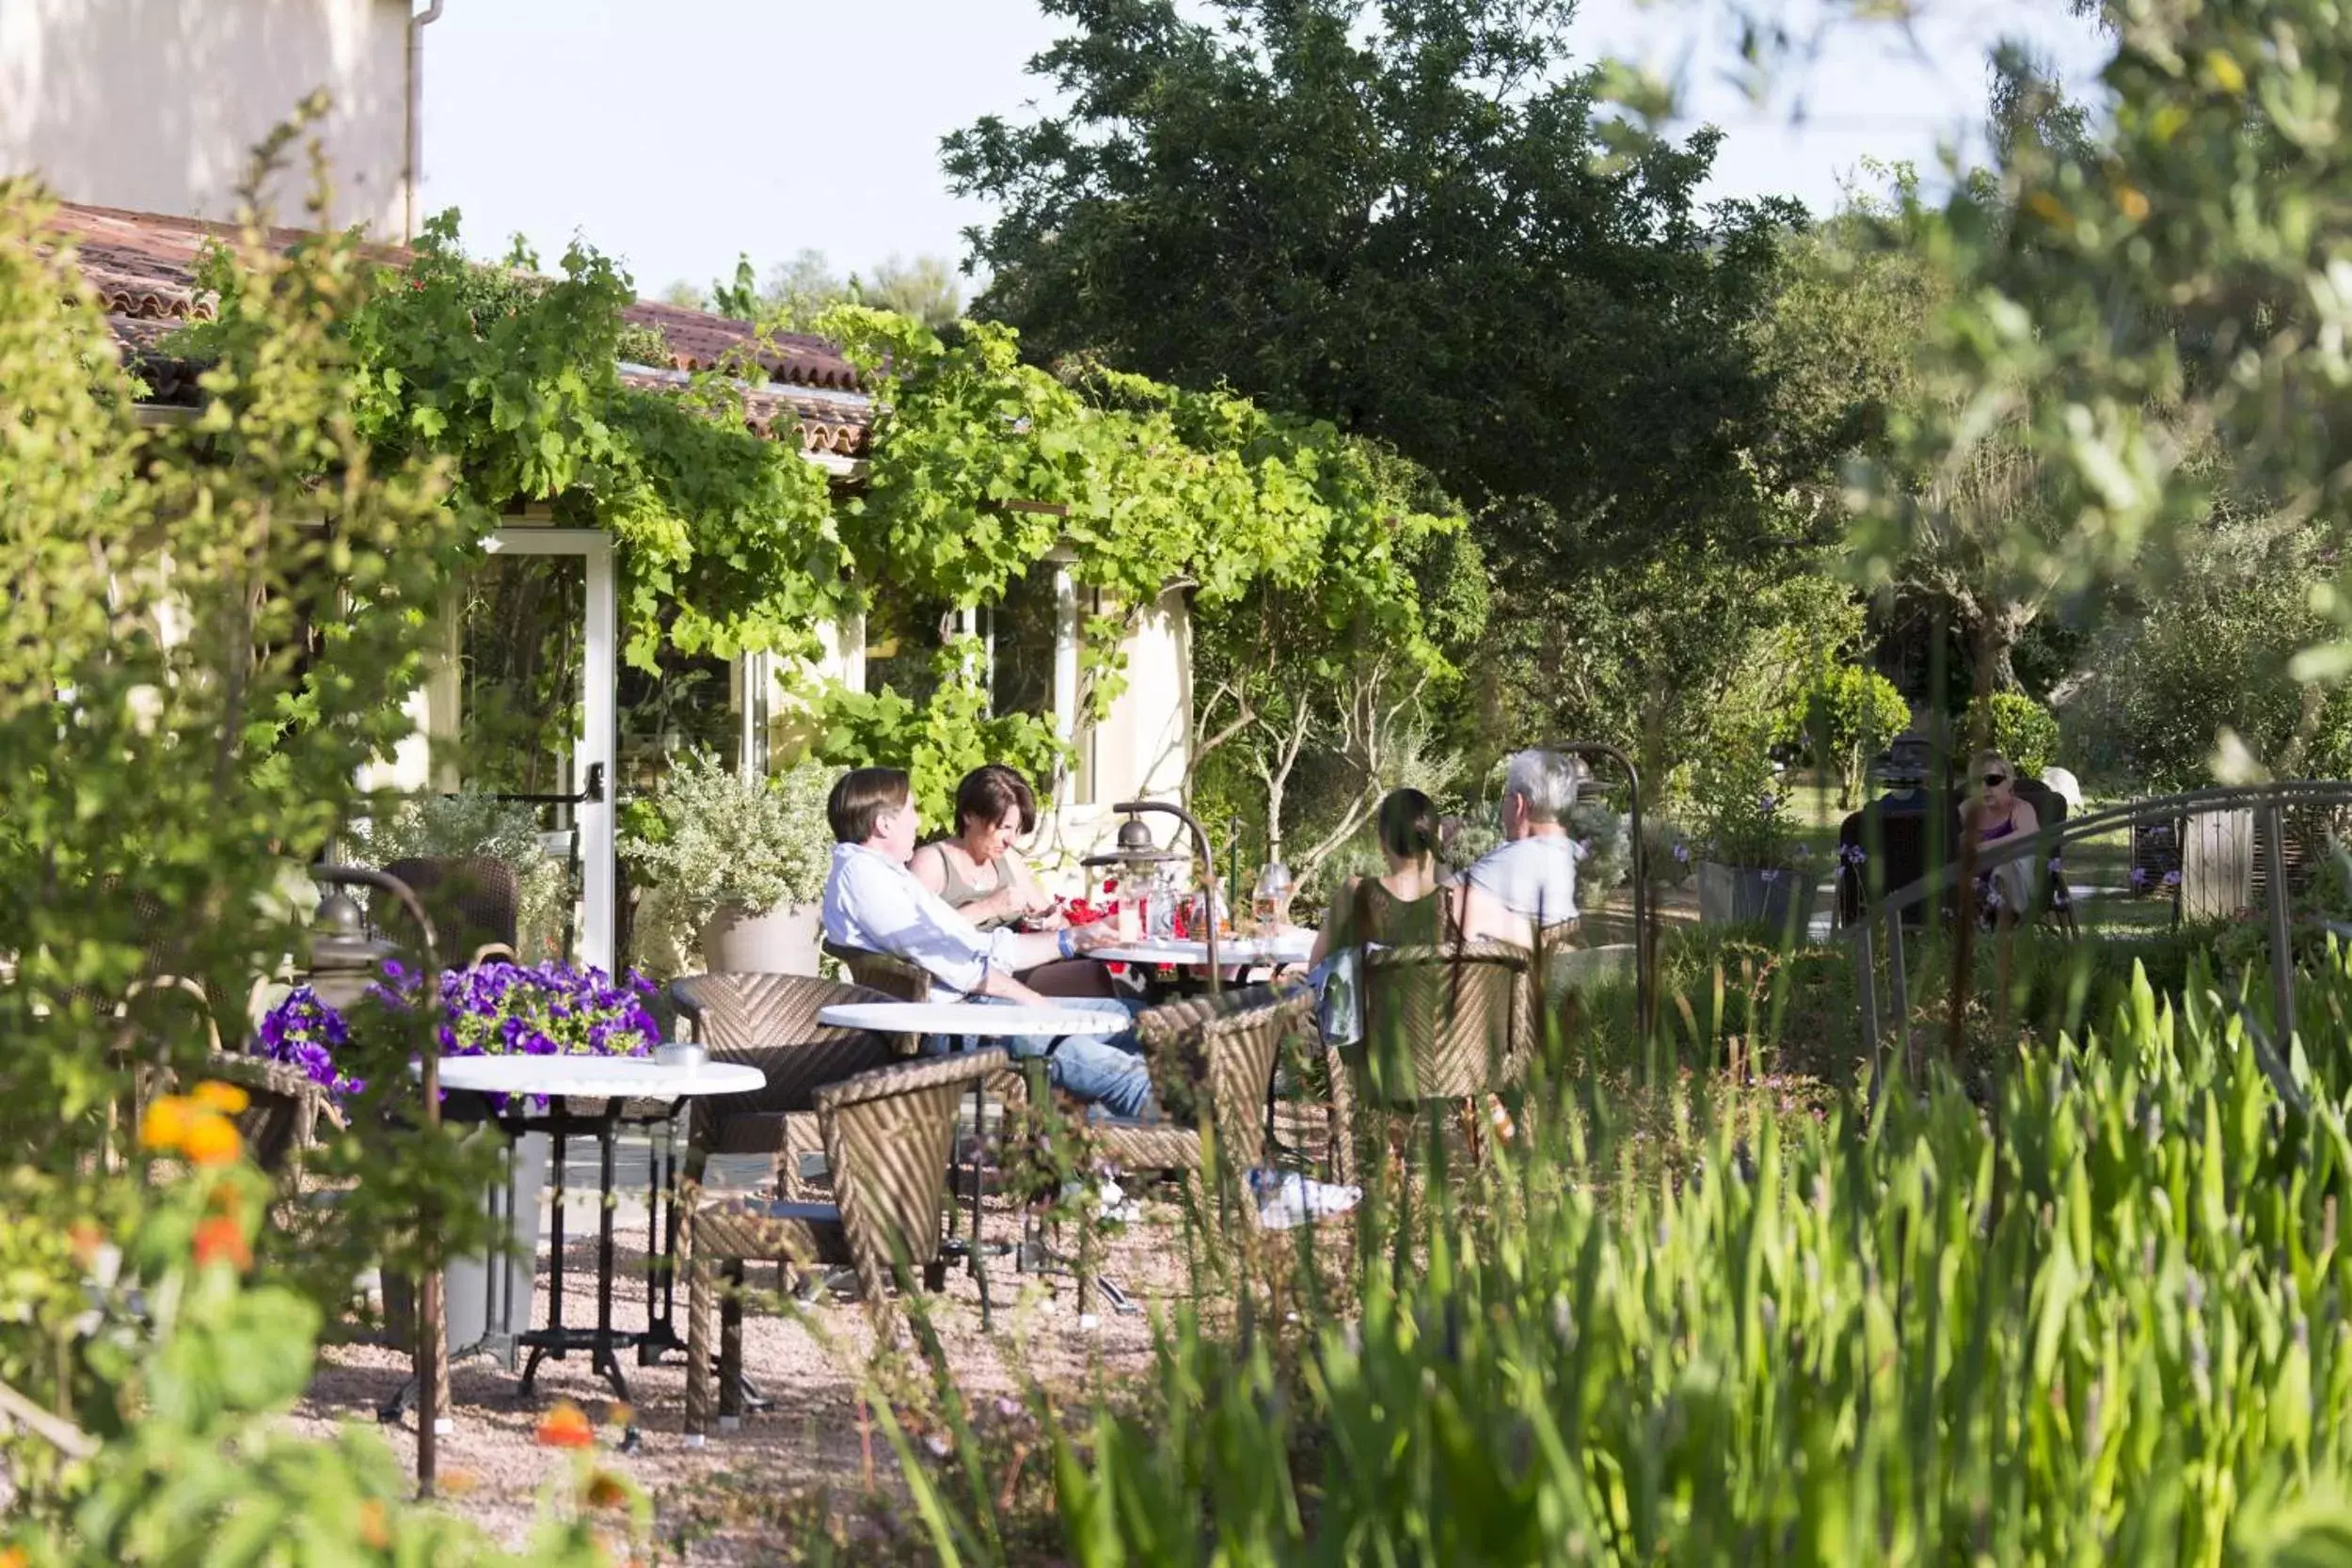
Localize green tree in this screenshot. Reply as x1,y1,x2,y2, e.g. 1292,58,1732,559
946,0,1803,563
689,247,961,331
1793,664,1912,807
0,123,615,1561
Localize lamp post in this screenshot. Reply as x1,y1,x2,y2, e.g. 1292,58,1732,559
305,866,449,1497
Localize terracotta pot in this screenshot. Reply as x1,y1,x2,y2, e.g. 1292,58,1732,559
698,900,822,974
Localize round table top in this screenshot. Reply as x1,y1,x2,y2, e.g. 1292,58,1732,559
432,1054,766,1101
817,1001,1126,1037
1092,930,1316,966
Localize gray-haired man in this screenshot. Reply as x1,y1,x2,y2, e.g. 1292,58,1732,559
1456,749,1585,928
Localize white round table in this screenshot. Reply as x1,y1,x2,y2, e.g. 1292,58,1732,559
434,1054,764,1101
425,1053,767,1444
816,1001,1125,1036
1091,932,1317,967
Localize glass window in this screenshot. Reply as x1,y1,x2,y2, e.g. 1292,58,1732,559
988,561,1060,720
864,594,953,705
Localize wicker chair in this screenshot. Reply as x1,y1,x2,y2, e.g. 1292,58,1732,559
684,1047,1009,1436
199,1051,348,1183
668,973,904,1196
1092,984,1312,1212
119,976,345,1188
819,939,931,1003
1327,941,1534,1171
380,857,521,966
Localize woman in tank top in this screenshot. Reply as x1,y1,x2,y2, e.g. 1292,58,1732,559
1964,750,2040,926
1308,788,1518,968
913,766,1113,997
912,764,1059,931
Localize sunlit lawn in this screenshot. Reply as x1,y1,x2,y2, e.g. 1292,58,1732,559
1772,772,2181,936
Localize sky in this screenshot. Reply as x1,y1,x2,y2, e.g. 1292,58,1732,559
420,0,2112,302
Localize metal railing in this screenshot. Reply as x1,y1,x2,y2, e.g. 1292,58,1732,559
1842,781,2352,1087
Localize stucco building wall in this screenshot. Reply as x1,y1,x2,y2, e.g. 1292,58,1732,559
1,0,414,236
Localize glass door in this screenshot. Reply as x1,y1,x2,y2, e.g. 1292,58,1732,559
453,529,616,971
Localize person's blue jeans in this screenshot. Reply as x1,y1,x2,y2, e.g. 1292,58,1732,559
928,995,1156,1120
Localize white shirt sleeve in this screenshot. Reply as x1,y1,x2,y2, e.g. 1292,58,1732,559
822,845,999,997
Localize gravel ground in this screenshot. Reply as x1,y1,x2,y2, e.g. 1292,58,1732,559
288,1187,1253,1562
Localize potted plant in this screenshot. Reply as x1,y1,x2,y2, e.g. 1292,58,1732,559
255,959,660,1357
1689,729,1820,938
621,751,833,974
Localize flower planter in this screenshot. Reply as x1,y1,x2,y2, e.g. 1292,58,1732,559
1695,862,1820,938
698,900,822,974
383,1128,548,1365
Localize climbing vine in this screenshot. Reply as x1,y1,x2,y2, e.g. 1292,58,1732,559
180,217,1469,826
330,214,846,670
813,307,1468,818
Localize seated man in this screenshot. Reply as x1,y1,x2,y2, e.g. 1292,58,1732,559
820,766,1155,1118
1454,748,1585,934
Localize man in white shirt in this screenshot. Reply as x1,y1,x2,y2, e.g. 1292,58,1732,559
1455,749,1584,931
820,767,1154,1117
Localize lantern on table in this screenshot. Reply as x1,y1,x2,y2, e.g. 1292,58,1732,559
1081,816,1190,942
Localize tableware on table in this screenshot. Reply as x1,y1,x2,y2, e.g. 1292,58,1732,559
1251,863,1294,930
655,1041,708,1070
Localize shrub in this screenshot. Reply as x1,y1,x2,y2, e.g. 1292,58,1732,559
619,750,833,927
1968,690,2060,776
1689,722,1804,870
1789,664,1910,807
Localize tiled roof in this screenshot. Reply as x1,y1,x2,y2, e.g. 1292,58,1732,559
39,202,870,456
618,298,862,391
615,365,869,458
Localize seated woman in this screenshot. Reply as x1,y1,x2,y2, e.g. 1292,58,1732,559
1964,751,2041,926
913,764,1113,998
1309,788,1521,968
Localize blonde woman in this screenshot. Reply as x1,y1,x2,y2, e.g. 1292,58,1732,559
1964,752,2040,925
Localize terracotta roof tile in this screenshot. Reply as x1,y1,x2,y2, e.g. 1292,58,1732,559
614,366,870,458
38,202,868,459
619,298,862,391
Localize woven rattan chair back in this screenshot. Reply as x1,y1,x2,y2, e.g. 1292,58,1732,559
201,1051,347,1180
381,857,521,966
815,1048,1008,1304
819,940,932,1003
1357,940,1534,1105
1133,982,1312,1174
670,974,900,1115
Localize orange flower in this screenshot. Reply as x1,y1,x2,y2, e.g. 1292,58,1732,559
357,1498,390,1549
139,1095,193,1152
180,1113,241,1168
191,1080,250,1116
583,1468,630,1511
535,1400,595,1449
193,1215,251,1273
0,1543,27,1568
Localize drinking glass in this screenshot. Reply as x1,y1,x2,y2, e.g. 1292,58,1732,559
1251,863,1294,931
